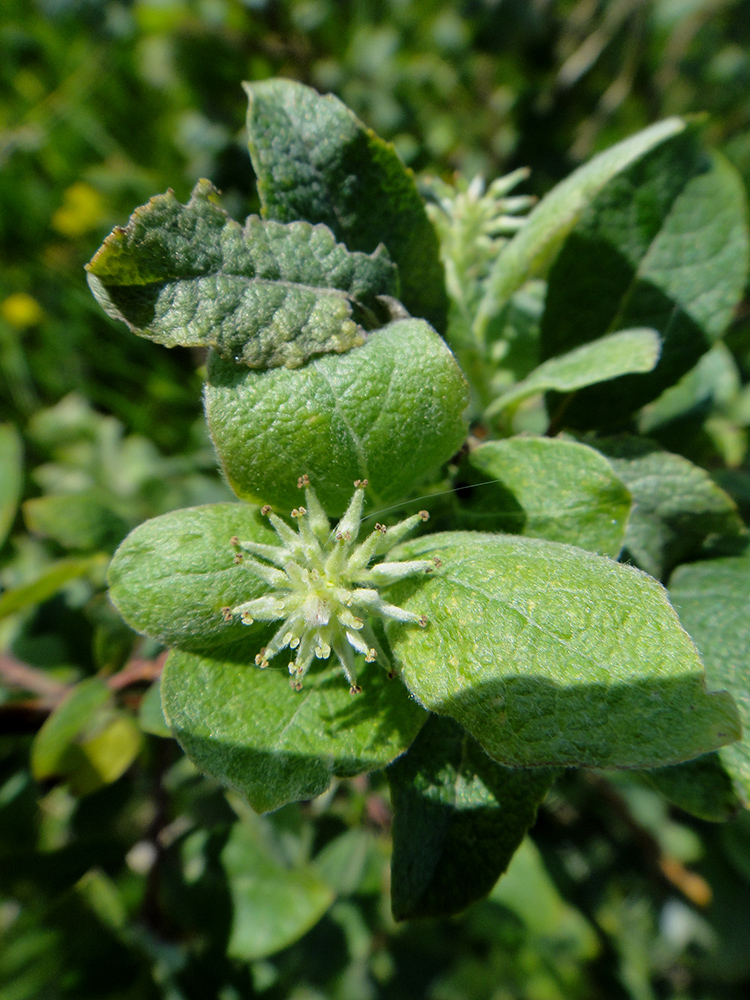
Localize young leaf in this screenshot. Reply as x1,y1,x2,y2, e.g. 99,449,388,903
0,554,107,620
31,678,143,797
0,422,23,549
160,648,427,813
594,436,745,579
387,714,555,919
24,493,129,552
670,553,750,804
107,502,278,653
455,438,631,557
205,318,469,516
386,533,741,769
86,180,398,370
244,78,448,332
475,117,688,339
540,136,749,427
485,328,661,418
222,815,334,960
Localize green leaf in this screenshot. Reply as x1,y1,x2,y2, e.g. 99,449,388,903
86,179,398,370
0,422,23,550
594,436,745,579
31,678,142,796
222,814,334,960
476,117,688,339
0,554,108,620
670,553,750,804
24,493,129,551
138,679,171,738
387,714,555,919
540,137,749,427
107,503,277,653
161,648,427,813
639,754,741,822
244,78,448,332
486,328,661,417
455,438,631,557
386,532,740,769
489,837,598,957
205,318,469,516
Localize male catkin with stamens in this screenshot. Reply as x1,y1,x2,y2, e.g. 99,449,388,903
222,476,437,694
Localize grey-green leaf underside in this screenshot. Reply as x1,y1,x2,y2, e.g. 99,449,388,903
86,179,398,370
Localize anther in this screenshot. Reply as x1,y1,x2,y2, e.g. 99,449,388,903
220,606,233,621
418,510,429,521
365,649,377,663
297,474,310,489
230,536,239,546
240,613,254,625
374,523,387,534
419,615,428,627
260,504,272,516
233,553,243,564
353,479,368,488
433,557,442,568
349,685,363,695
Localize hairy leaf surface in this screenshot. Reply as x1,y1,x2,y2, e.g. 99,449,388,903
161,648,427,813
387,533,740,769
245,78,447,332
455,438,631,556
205,319,469,515
86,180,398,369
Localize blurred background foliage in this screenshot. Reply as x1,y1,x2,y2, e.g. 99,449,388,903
2,1,750,997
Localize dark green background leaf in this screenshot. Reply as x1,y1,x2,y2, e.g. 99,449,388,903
245,78,448,332
387,714,555,919
540,134,749,427
594,436,745,579
670,552,750,804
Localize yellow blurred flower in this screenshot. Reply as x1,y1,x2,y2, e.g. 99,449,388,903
52,182,107,238
1,292,45,328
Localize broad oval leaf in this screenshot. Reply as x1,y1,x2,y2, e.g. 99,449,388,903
86,179,398,370
108,502,277,653
386,532,740,769
245,78,448,333
670,552,750,804
205,318,469,516
486,328,661,417
595,436,745,579
476,117,688,338
161,648,427,813
455,437,631,556
387,714,555,920
540,135,749,426
222,815,334,960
